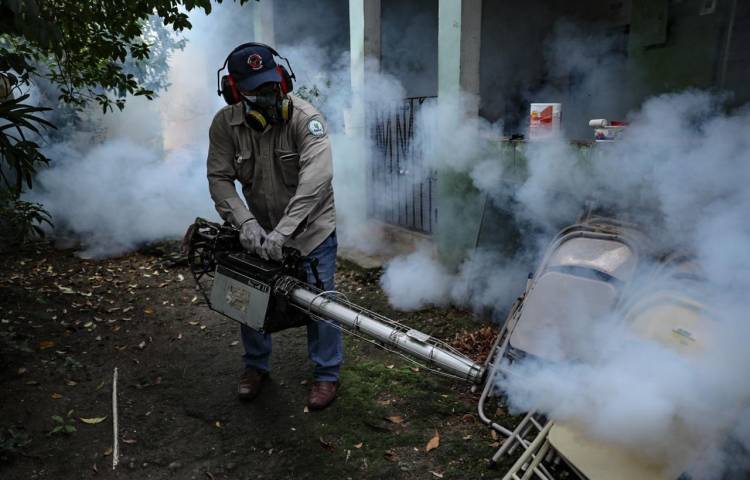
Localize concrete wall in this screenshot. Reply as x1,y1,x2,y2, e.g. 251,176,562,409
478,0,748,138
724,0,750,106
381,0,439,98
273,0,350,58
627,0,746,107
479,0,632,139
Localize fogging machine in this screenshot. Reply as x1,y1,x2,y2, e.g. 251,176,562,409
183,217,485,384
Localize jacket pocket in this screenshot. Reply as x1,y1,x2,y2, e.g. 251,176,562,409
234,148,255,185
274,149,300,188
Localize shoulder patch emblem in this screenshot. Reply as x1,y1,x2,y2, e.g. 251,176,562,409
307,119,326,137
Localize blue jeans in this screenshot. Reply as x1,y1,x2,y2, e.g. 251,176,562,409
240,232,343,381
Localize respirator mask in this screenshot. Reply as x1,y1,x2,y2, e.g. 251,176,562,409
241,85,283,126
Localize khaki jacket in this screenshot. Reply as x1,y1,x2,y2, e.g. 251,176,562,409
207,95,336,255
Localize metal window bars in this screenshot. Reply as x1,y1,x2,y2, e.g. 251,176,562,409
370,96,438,234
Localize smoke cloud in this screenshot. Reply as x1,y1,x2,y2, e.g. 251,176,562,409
378,22,750,479
495,92,750,479
28,4,258,257
28,2,409,258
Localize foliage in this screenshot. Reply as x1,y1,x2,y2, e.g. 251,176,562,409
0,93,54,193
48,413,76,436
0,0,256,245
0,426,31,463
295,84,323,106
0,192,52,248
0,0,254,111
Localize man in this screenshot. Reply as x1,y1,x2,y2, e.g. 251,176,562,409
207,43,341,410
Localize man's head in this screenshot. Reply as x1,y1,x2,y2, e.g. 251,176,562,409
227,44,284,93
218,43,295,129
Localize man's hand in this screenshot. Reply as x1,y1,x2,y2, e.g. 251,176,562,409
239,219,267,255
259,230,288,262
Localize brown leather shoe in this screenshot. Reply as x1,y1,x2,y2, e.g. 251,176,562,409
307,381,338,410
238,368,268,401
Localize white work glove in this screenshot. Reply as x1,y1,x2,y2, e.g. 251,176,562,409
239,219,267,255
259,230,288,262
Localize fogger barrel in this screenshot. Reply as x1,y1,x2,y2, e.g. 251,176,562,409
284,280,486,384
184,220,487,386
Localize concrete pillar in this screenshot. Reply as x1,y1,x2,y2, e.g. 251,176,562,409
436,0,483,267
340,0,381,242
349,0,381,131
437,0,482,114
252,0,276,45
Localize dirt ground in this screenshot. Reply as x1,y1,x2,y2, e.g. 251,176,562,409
0,241,508,480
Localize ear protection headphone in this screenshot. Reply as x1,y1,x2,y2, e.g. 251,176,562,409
216,42,296,130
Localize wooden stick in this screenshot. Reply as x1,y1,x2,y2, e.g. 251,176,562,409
112,367,119,470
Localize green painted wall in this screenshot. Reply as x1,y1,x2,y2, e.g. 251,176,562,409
627,0,730,104
434,140,592,267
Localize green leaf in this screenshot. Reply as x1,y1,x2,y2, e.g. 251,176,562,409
51,415,64,423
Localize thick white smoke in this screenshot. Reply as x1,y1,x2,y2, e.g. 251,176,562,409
29,3,408,257
377,22,750,479
496,92,750,478
379,244,452,311
380,93,750,479
28,4,256,257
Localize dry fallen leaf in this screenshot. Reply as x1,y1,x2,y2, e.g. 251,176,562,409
80,416,107,425
491,429,498,440
229,340,239,346
66,380,77,386
303,406,310,413
17,367,27,375
383,449,399,462
122,438,137,444
353,442,363,449
103,447,113,457
385,364,394,369
38,340,55,350
188,321,199,326
384,415,404,424
430,472,444,479
144,307,154,315
57,285,75,295
51,393,63,400
425,430,440,452
214,421,223,429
